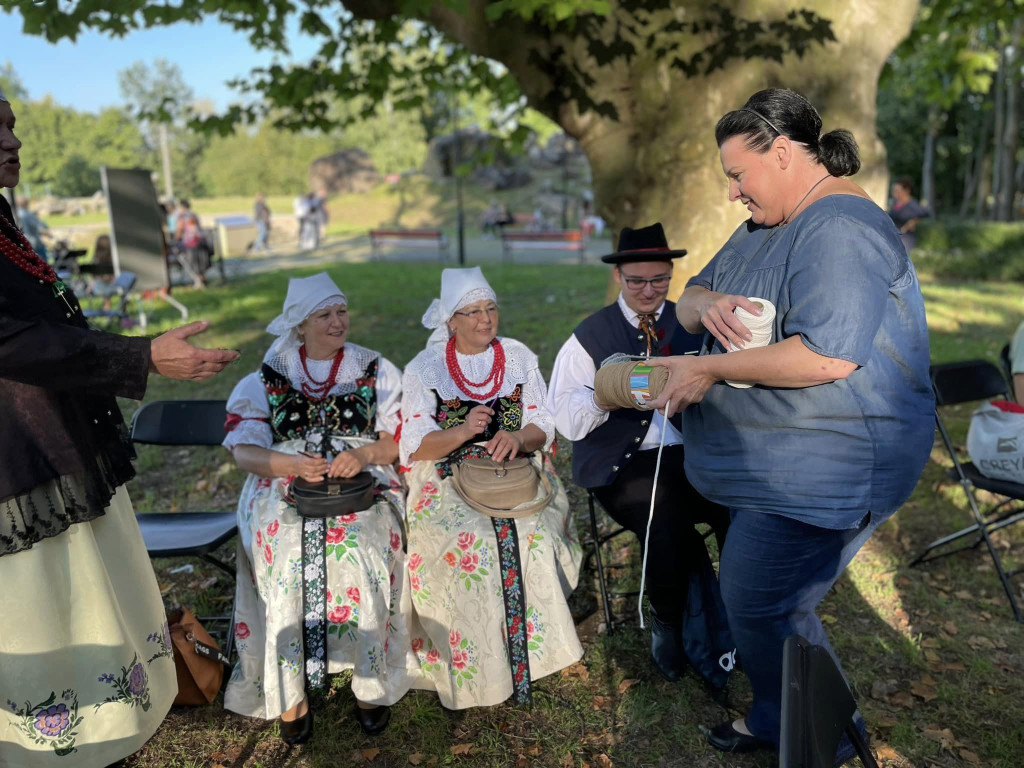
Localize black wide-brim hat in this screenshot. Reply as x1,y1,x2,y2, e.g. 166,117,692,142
600,222,687,264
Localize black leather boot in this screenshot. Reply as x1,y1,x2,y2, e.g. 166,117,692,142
280,704,313,745
355,704,391,735
648,607,686,682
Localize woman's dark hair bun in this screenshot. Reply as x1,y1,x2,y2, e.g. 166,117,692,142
818,129,860,177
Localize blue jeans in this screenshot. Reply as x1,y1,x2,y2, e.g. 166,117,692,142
255,220,269,251
719,509,879,744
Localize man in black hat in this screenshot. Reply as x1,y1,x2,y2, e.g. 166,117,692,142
548,222,730,682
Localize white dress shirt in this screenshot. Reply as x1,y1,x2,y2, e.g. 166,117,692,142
547,294,684,450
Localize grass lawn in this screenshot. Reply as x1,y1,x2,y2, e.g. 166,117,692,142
113,263,1023,768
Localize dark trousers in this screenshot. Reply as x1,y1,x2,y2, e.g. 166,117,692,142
719,509,881,743
593,444,729,624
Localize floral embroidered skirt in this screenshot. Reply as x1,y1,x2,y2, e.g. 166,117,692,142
0,485,176,768
405,453,583,709
224,438,418,720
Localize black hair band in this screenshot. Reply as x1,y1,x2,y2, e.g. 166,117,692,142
741,107,784,137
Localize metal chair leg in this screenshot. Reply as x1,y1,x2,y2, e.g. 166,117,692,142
589,492,615,635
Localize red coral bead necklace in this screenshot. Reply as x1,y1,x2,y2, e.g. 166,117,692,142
446,336,505,400
0,212,77,316
299,344,344,400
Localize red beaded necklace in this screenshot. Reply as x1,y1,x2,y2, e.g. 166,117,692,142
298,344,345,401
0,212,77,316
446,336,506,400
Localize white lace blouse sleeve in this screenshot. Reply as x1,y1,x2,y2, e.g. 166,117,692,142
399,365,441,466
374,356,403,436
223,372,273,452
519,346,556,450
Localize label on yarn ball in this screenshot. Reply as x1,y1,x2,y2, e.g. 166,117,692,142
629,364,655,408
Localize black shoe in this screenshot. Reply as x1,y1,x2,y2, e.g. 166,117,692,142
280,705,313,745
649,609,685,682
355,704,391,735
705,720,774,754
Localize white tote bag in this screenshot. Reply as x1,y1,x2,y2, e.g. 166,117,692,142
966,401,1024,483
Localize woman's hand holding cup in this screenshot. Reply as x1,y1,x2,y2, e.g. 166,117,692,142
700,291,763,351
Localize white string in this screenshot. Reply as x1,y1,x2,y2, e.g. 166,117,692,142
638,397,671,629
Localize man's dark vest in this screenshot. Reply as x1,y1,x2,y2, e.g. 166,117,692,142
571,300,704,488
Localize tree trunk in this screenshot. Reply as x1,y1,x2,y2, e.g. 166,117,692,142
990,40,1006,220
921,106,939,213
995,17,1022,222
407,0,920,297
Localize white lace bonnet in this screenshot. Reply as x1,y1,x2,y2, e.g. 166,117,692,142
421,266,497,347
265,272,347,355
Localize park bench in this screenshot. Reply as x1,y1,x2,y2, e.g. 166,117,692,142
369,228,449,261
501,229,587,263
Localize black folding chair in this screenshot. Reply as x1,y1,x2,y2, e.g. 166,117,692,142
586,491,639,635
585,490,717,634
910,360,1024,622
83,271,138,330
131,400,240,657
780,635,878,768
1000,343,1014,399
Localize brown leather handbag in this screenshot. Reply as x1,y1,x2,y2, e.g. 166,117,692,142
450,455,555,518
166,606,230,706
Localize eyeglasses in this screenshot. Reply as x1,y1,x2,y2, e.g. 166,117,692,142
453,304,499,322
620,274,671,290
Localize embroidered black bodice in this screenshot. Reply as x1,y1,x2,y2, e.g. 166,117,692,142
431,384,524,478
260,358,379,449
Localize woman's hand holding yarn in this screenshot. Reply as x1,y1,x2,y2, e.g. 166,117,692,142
461,405,495,440
292,453,329,483
486,430,522,463
647,356,716,416
699,291,763,351
328,448,367,479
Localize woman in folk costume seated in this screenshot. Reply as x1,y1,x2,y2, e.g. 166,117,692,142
222,272,415,742
400,267,583,709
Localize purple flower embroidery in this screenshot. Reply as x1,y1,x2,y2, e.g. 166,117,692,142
34,704,71,737
127,663,147,697
97,673,115,684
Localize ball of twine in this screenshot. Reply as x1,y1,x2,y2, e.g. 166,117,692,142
594,361,670,410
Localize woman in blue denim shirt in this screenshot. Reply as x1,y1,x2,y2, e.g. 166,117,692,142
650,89,934,760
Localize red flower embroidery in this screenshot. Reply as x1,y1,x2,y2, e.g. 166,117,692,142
327,589,333,603
503,567,518,588
326,526,346,544
451,648,467,670
408,553,423,571
449,629,460,648
338,513,358,523
234,622,250,640
426,648,440,664
526,621,534,639
460,553,480,574
510,615,521,636
410,573,422,591
328,605,352,624
255,530,263,547
266,520,280,537
346,587,361,604
498,525,510,540
412,637,424,653
457,532,475,551
263,544,273,564
443,552,458,568
390,531,401,551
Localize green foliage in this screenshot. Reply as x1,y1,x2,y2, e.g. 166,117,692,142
0,60,27,100
6,85,148,196
7,1,837,136
915,218,1024,280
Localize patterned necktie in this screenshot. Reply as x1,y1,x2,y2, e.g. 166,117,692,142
637,313,657,356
